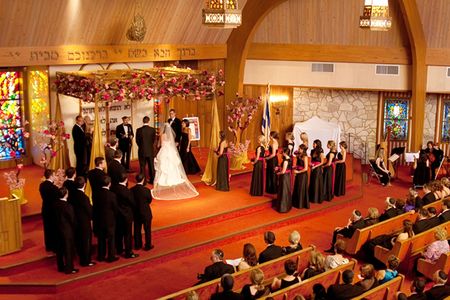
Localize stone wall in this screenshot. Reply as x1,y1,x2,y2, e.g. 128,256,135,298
423,94,437,146
293,88,379,162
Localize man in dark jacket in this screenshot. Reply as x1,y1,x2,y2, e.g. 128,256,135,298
211,274,244,300
198,249,235,284
108,150,126,185
111,172,138,258
115,116,133,171
326,209,366,253
439,199,450,223
70,176,95,267
63,167,77,201
131,174,153,250
327,269,364,299
379,197,400,222
87,157,106,236
72,115,88,176
413,208,435,234
105,138,118,165
135,116,156,184
258,231,284,264
425,270,450,300
39,169,59,252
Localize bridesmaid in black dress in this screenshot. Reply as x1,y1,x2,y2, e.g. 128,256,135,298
265,131,279,194
250,135,266,196
309,139,325,203
275,148,292,213
179,119,201,175
334,141,347,196
216,130,229,191
323,140,337,202
292,144,309,209
285,132,295,157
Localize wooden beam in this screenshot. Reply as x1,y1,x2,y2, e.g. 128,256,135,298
0,44,227,67
248,44,411,65
398,0,427,151
427,48,450,66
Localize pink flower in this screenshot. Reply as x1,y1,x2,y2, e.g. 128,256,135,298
51,150,57,157
17,164,23,170
9,151,16,158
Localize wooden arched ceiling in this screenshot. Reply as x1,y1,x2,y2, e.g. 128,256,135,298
0,0,247,47
251,0,410,47
417,0,450,48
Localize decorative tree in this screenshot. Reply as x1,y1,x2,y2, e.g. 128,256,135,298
37,120,70,169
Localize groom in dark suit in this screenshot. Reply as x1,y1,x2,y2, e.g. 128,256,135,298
167,109,182,145
136,116,156,184
115,116,134,171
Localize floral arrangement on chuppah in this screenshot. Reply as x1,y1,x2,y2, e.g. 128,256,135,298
226,94,262,170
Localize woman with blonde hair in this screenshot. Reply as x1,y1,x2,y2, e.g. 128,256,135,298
364,207,380,226
301,250,326,280
241,269,270,299
285,132,295,157
300,132,309,150
250,135,266,196
375,147,391,186
323,140,337,201
283,230,303,254
422,227,450,263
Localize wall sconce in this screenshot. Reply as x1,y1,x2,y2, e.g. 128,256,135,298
270,95,289,115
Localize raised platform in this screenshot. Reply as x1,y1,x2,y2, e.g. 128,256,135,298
0,158,361,295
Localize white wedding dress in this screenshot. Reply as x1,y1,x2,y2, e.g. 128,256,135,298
151,123,199,200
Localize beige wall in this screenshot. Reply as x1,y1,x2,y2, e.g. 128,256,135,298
427,66,450,93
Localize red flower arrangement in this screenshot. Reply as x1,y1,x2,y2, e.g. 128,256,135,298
37,120,70,169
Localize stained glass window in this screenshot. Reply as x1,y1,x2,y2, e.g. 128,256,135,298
442,101,450,142
0,71,25,159
383,98,409,140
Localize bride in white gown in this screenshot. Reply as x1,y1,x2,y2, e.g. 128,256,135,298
151,123,199,200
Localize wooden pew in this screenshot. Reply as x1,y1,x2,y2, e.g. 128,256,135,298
417,251,450,280
259,259,357,300
337,200,443,255
374,221,450,268
159,246,313,300
351,274,404,300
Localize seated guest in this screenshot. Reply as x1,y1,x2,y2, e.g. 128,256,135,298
376,255,399,284
325,209,365,253
441,177,450,198
237,243,258,271
405,189,420,212
427,207,442,228
63,167,77,199
433,181,446,201
240,269,270,300
258,231,283,264
439,199,450,223
211,274,244,300
422,183,437,205
364,207,380,226
374,147,391,186
198,249,235,284
355,264,379,292
327,269,364,300
379,197,400,221
421,227,450,263
325,239,349,270
283,230,303,255
413,208,433,234
301,250,326,280
395,200,406,215
271,259,301,291
425,270,450,300
397,277,426,300
312,283,328,300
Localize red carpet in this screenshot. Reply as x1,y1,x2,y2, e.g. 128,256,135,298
0,159,421,299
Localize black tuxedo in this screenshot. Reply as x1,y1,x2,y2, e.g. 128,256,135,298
258,244,284,264
108,160,126,186
111,184,135,255
439,209,450,223
87,167,106,235
54,199,76,273
96,188,118,261
425,284,450,300
168,117,182,144
39,180,59,252
422,192,437,205
413,218,437,234
379,207,400,222
72,124,88,176
105,146,115,165
131,184,153,249
211,291,244,300
406,293,427,300
63,179,77,202
70,189,93,266
136,125,156,183
331,218,366,246
199,261,235,283
327,283,365,300
115,123,134,170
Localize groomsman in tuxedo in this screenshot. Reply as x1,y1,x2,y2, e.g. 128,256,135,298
96,176,119,262
39,169,59,252
87,157,106,236
131,174,153,251
111,173,138,258
72,115,88,176
105,138,118,165
63,167,77,202
54,187,78,274
108,150,126,185
168,109,182,145
136,116,156,184
70,176,95,267
115,116,134,171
